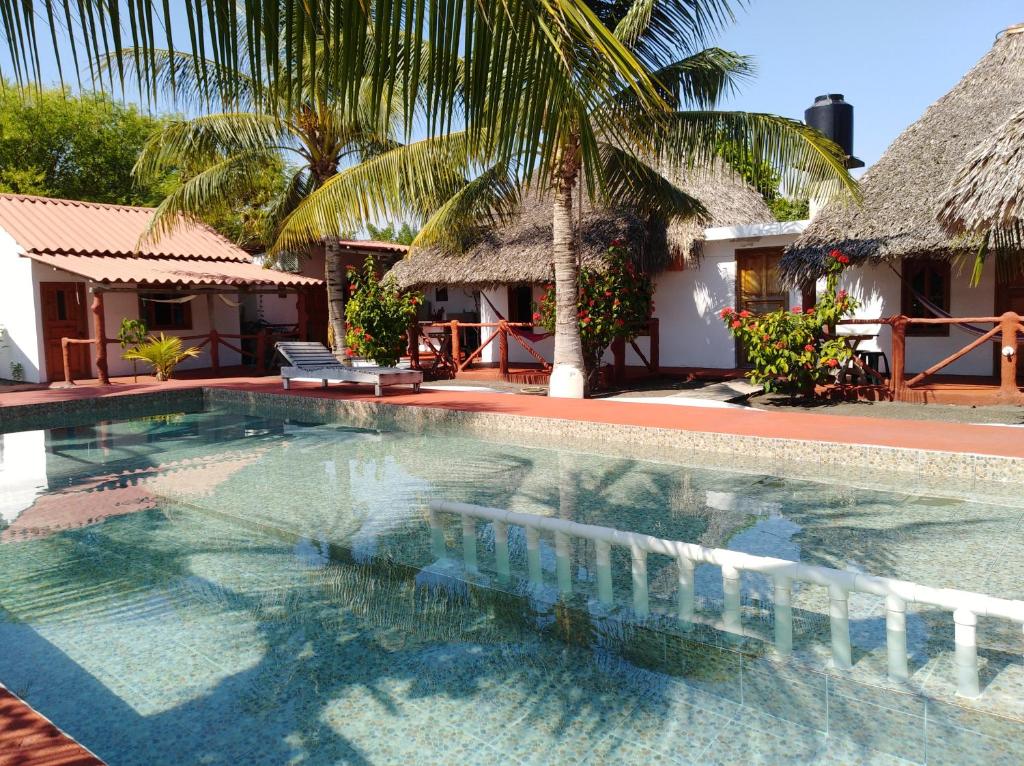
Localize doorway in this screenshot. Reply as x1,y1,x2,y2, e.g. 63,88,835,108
40,282,90,381
734,248,788,367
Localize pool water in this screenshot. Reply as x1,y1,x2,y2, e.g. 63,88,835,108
0,408,1022,765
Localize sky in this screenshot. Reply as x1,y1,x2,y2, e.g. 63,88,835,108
714,0,1023,174
16,0,1023,178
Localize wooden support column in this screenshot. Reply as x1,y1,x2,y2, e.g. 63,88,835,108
296,289,308,341
206,293,220,371
891,315,907,401
498,321,509,377
649,318,660,374
999,311,1020,402
611,337,626,382
407,323,421,370
450,319,461,370
91,288,109,385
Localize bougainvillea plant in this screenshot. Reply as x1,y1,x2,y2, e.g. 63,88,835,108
536,238,654,386
720,249,859,396
343,256,422,367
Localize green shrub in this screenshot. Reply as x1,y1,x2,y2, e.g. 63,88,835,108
344,256,422,367
721,250,859,396
122,333,201,381
536,239,654,384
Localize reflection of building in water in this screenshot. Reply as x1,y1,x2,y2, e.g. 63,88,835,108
0,430,48,525
1,447,266,542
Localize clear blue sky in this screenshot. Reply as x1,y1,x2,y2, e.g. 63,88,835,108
715,0,1023,174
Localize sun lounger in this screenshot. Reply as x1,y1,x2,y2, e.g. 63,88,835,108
275,342,422,396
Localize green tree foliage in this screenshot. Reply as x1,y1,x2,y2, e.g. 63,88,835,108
769,196,811,222
536,240,654,385
721,250,859,396
0,84,171,205
343,257,422,367
366,222,418,246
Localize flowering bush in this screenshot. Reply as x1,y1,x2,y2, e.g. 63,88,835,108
343,256,422,367
720,249,859,395
536,239,653,384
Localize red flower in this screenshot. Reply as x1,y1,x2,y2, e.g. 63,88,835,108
804,344,815,352
615,318,625,327
731,320,742,329
775,341,785,349
349,285,357,294
604,290,613,297
720,307,734,319
532,312,542,322
792,306,803,314
805,307,815,315
364,333,373,341
345,348,355,356
837,290,848,300
839,255,850,264
830,249,843,260
739,310,751,318
827,358,839,368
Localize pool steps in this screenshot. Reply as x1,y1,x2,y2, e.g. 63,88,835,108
429,499,1024,699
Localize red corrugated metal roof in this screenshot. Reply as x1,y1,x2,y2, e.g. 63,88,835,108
23,252,322,287
335,239,409,255
0,193,251,261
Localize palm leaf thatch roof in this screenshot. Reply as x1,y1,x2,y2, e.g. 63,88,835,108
388,168,772,289
938,105,1024,253
782,25,1024,280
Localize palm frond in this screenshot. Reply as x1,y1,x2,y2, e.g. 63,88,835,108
612,0,739,66
599,143,708,222
658,111,860,201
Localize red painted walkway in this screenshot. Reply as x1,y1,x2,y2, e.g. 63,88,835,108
0,689,102,766
2,375,1021,459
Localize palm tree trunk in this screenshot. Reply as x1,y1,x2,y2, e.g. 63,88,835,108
324,245,349,361
549,143,587,398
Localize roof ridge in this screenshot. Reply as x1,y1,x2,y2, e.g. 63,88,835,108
0,193,156,214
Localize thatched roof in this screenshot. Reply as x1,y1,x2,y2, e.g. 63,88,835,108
938,106,1024,241
783,25,1024,279
388,168,772,289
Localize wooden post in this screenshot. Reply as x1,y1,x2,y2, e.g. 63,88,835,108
407,323,421,370
209,329,220,371
498,321,509,377
611,337,626,382
649,318,660,374
61,338,74,385
296,289,308,341
449,319,461,370
891,315,907,400
91,289,109,385
999,311,1019,402
256,328,268,371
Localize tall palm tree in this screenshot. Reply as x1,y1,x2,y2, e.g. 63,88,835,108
130,37,462,356
267,2,858,396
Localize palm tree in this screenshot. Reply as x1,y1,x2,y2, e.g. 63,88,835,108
266,3,857,396
130,36,461,357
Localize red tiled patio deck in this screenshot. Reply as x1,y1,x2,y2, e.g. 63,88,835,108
2,373,1022,459
0,688,103,766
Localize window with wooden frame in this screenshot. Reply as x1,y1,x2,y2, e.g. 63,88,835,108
139,293,193,331
900,258,951,336
506,285,535,325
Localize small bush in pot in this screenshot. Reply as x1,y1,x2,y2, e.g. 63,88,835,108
122,333,201,381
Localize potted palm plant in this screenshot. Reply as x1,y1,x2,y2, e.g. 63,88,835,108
122,333,201,381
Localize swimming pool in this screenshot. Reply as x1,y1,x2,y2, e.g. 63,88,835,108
1,404,1022,764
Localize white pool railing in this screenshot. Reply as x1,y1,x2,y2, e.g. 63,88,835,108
428,499,1024,699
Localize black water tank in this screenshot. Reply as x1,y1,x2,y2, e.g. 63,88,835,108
805,94,864,168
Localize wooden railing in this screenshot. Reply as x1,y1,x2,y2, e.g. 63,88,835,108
408,320,551,378
838,311,1024,402
60,327,298,386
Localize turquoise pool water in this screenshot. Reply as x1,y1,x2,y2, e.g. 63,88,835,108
0,408,1022,764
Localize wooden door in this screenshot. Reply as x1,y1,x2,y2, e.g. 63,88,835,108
735,248,788,367
40,282,89,381
304,286,329,345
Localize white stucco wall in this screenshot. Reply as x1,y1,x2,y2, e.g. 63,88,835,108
479,286,554,365
836,261,996,377
0,231,43,382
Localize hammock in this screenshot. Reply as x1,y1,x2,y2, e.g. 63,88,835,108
887,264,993,339
480,291,552,343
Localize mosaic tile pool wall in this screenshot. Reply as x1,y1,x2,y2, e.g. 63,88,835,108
0,394,1022,764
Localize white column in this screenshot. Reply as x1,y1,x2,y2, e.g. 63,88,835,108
493,520,510,584
722,565,742,635
631,546,649,618
886,595,909,683
526,526,542,585
462,515,478,574
829,584,852,670
953,608,980,698
555,531,572,596
429,509,446,560
677,556,695,628
773,575,793,656
595,540,613,606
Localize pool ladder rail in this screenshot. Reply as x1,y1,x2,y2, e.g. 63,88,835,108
428,499,1024,700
